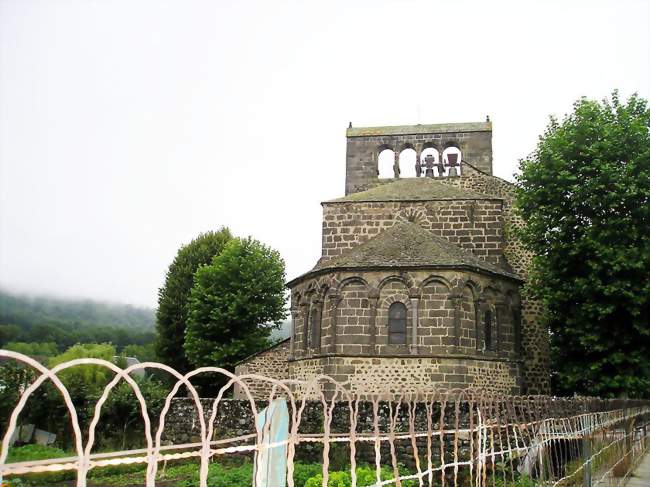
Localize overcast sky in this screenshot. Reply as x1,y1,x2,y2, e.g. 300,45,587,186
1,0,649,308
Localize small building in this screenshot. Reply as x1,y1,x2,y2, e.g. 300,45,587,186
235,121,550,399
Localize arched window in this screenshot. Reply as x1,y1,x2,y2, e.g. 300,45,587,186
310,306,321,349
398,148,417,178
388,302,407,344
484,310,492,351
378,148,395,179
442,147,462,176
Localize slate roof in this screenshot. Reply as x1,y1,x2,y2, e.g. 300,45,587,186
288,222,521,285
327,178,495,203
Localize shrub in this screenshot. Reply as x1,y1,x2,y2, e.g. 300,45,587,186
304,465,417,487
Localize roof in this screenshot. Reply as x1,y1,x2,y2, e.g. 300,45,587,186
288,222,521,285
346,121,491,137
235,337,290,366
327,178,496,203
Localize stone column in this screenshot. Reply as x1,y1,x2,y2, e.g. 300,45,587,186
495,301,505,353
289,306,298,359
328,294,342,354
393,151,400,178
313,299,323,352
474,298,483,351
300,302,310,352
451,294,462,349
368,288,380,351
410,297,419,355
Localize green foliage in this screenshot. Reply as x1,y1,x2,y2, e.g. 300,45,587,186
490,473,537,487
155,228,233,373
293,462,325,486
516,91,650,398
122,343,156,362
3,341,58,359
0,289,155,351
304,465,417,487
0,342,170,451
91,377,169,449
6,444,67,462
183,237,287,384
49,343,116,389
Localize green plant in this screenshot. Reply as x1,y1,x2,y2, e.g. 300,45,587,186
304,465,417,487
155,228,233,373
184,237,286,393
516,91,650,398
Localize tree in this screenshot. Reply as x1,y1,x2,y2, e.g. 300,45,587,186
155,228,233,373
184,237,287,386
516,91,650,398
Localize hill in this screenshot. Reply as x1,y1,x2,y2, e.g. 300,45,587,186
0,288,155,351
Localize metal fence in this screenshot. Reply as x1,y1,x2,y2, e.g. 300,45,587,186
0,349,649,486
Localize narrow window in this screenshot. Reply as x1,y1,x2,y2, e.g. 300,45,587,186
484,310,492,351
388,302,407,344
310,307,321,349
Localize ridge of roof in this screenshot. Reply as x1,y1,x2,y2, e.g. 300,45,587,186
346,122,491,137
326,177,497,203
287,223,521,286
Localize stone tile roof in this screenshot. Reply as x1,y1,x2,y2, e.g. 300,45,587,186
346,121,492,137
327,178,496,203
295,222,521,283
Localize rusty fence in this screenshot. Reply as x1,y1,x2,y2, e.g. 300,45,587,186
0,349,649,486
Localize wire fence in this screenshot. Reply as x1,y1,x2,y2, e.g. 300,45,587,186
0,349,649,486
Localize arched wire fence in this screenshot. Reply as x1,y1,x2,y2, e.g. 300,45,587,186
0,349,649,487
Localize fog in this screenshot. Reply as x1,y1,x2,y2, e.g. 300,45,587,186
1,0,648,307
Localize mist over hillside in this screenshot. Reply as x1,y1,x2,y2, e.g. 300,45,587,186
0,288,155,350
0,288,154,329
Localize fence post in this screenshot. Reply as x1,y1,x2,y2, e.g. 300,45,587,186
582,433,591,487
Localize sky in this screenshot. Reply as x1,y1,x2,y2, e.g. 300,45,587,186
1,0,649,308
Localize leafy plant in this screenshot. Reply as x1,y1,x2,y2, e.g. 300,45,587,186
184,237,286,393
155,228,233,373
516,91,650,398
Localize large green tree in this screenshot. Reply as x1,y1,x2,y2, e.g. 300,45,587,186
184,237,287,383
516,92,650,398
155,228,233,373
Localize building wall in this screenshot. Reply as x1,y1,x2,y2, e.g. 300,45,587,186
233,340,290,399
287,355,521,399
321,199,507,267
291,269,520,362
345,123,492,195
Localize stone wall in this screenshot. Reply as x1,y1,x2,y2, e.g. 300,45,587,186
321,199,507,267
233,339,290,399
345,122,492,195
288,356,521,399
291,269,520,361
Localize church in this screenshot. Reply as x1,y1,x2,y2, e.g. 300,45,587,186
235,121,550,399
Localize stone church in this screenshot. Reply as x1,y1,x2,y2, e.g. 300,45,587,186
235,121,550,399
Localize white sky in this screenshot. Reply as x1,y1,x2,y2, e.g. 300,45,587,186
1,0,649,308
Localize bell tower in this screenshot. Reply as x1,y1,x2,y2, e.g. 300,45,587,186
344,121,493,195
